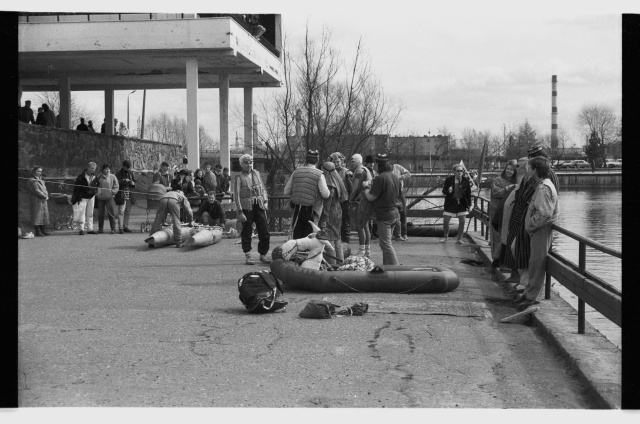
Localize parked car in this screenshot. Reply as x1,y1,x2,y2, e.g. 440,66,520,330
606,159,622,168
551,160,565,169
559,160,591,169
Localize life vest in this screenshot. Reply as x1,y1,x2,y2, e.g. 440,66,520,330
236,169,266,210
290,166,322,206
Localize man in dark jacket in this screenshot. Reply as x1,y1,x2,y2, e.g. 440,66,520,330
71,161,98,235
194,192,226,226
114,160,136,233
19,100,35,124
76,117,89,131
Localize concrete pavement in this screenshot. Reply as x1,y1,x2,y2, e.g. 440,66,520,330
17,213,618,408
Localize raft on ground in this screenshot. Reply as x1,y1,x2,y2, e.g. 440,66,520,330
144,226,195,247
185,226,224,247
270,259,459,293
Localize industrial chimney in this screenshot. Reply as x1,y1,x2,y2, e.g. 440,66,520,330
551,75,558,153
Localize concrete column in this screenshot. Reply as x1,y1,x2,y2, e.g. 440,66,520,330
219,74,230,171
105,89,114,136
244,87,253,155
59,76,71,129
18,84,22,106
186,58,200,170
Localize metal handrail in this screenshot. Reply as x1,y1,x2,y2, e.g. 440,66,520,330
471,194,621,333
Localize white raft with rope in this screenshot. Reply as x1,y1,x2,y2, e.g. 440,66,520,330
144,225,196,247
269,259,459,294
185,225,239,247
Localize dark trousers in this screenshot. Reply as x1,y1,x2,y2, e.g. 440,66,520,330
291,204,314,240
96,198,116,230
340,201,350,242
241,204,270,255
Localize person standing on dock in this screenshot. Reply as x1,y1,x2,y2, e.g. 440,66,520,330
500,157,529,284
503,145,559,291
440,164,472,243
514,157,559,309
349,153,374,257
284,149,330,239
319,161,349,265
235,154,271,265
391,161,411,241
363,153,402,265
328,152,353,244
489,160,517,270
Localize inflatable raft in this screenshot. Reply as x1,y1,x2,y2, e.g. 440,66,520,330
144,226,196,247
185,226,224,247
269,259,459,293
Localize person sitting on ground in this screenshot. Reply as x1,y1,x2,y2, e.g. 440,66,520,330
319,161,349,265
363,153,402,265
149,189,195,248
278,223,334,270
26,166,50,237
194,192,226,226
76,117,89,131
441,164,472,244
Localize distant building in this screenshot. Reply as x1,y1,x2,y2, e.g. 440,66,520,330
369,134,450,172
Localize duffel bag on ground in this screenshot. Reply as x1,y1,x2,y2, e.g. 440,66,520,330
238,270,287,313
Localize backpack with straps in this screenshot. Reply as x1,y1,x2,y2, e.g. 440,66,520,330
237,270,287,313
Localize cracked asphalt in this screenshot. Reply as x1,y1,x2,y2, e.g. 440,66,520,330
18,221,595,408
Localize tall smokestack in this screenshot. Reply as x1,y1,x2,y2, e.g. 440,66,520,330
551,75,558,153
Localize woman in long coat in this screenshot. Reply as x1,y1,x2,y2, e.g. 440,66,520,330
319,161,349,265
27,166,50,237
489,160,517,269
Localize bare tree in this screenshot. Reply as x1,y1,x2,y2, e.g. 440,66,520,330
145,112,187,146
577,104,619,148
33,91,96,127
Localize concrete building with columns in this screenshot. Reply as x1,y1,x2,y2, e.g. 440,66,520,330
18,13,283,172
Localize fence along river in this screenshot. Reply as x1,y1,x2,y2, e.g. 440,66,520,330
406,184,622,349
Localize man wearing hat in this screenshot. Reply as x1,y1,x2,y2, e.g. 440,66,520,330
235,154,271,265
504,143,558,293
363,153,402,265
328,152,353,243
115,159,137,233
284,149,330,239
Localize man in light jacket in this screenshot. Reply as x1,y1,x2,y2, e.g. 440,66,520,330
94,164,119,234
149,190,194,247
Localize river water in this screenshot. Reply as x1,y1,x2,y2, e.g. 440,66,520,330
407,185,622,348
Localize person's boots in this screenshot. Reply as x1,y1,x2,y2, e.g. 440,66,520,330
245,252,255,265
34,226,44,237
39,225,49,236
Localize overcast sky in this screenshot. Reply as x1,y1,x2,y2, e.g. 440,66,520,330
22,1,631,148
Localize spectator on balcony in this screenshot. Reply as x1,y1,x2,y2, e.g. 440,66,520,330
76,117,89,131
202,164,218,195
118,122,129,136
41,104,56,127
19,100,35,124
87,120,96,132
35,107,46,126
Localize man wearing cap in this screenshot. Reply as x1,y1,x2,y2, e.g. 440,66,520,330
115,160,137,233
149,190,195,248
284,149,330,239
349,153,374,257
235,154,271,265
202,163,218,196
363,153,402,265
329,152,353,243
194,192,226,226
504,144,558,294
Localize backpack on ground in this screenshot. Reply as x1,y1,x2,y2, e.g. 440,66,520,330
238,270,287,313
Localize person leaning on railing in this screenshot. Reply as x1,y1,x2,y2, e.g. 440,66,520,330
513,157,559,310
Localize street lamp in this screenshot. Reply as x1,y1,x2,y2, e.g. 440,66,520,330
127,90,136,132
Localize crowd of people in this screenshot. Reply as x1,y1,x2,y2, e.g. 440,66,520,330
24,143,558,305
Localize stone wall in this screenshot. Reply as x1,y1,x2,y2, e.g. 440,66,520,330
18,123,185,177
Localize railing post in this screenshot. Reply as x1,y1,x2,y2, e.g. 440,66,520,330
473,197,477,232
578,242,586,334
484,199,489,241
480,198,484,237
